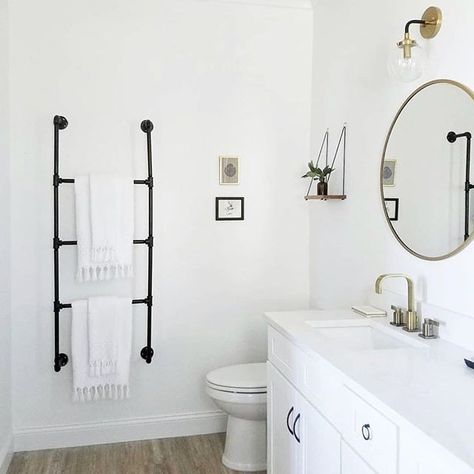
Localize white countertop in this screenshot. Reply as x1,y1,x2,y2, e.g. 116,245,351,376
264,309,474,470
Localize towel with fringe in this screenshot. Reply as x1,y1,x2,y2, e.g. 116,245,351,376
72,297,132,402
74,175,134,282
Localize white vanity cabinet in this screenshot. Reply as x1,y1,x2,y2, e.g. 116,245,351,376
266,323,474,474
300,393,341,473
267,324,391,473
341,386,398,474
268,363,341,474
341,441,376,474
398,431,474,474
267,363,300,473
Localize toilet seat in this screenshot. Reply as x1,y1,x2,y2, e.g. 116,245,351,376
206,385,267,405
206,363,267,394
207,381,267,394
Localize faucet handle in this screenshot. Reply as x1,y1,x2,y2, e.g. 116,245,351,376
419,318,439,339
390,305,405,327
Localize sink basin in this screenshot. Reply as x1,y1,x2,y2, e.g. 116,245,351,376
305,320,426,352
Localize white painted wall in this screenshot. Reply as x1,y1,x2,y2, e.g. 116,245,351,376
9,0,312,446
309,0,474,321
0,0,12,469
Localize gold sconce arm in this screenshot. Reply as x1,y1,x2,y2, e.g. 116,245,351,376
397,7,442,59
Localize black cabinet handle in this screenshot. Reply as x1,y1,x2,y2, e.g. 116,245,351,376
361,423,371,441
286,407,294,435
293,413,301,443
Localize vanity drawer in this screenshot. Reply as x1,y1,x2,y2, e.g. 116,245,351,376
267,326,305,387
342,386,398,474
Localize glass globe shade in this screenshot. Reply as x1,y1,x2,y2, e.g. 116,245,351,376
387,42,427,83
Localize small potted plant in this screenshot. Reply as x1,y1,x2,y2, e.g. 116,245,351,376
302,161,334,196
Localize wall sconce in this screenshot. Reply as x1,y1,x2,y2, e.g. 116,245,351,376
388,6,442,82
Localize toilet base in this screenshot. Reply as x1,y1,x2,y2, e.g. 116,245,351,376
222,415,267,472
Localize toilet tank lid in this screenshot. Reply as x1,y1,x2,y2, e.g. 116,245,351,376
206,363,267,389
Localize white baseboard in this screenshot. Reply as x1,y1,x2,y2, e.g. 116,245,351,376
0,434,13,474
14,410,227,452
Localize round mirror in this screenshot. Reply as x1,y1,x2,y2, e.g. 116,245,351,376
381,79,474,260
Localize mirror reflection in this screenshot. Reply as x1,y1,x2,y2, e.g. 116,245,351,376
382,80,474,260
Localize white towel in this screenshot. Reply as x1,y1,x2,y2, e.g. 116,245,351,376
71,297,132,402
74,175,134,282
88,297,119,377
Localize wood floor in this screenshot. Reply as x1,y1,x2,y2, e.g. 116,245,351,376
7,433,266,474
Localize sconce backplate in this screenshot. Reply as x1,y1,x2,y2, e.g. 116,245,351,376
420,6,442,39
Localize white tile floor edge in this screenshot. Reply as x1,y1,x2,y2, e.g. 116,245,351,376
14,410,227,452
0,435,13,474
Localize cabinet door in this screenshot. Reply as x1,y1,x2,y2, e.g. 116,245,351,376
300,395,341,474
341,441,376,474
268,363,300,474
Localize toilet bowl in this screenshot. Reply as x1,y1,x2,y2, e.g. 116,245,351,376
206,362,267,472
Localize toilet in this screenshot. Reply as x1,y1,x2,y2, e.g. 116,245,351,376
206,362,267,472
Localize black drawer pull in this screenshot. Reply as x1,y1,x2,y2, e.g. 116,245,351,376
361,423,371,441
286,407,295,435
293,413,301,443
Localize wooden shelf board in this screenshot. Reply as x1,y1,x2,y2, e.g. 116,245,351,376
305,195,347,201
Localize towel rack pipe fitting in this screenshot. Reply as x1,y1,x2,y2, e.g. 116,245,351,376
53,115,156,372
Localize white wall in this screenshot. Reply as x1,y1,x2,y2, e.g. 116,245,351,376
309,0,474,320
9,0,312,446
0,0,12,469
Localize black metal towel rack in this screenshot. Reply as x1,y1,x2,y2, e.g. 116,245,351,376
447,130,472,241
53,115,155,372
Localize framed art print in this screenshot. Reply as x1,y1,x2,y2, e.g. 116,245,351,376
384,198,399,221
219,156,240,185
383,160,397,187
215,197,244,221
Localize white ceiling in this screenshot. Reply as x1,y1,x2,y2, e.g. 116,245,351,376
195,0,313,10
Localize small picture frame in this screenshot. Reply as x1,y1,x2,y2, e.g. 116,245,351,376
215,197,244,221
384,198,399,221
383,160,397,187
219,156,240,185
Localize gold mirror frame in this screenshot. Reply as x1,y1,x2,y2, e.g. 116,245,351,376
381,79,474,261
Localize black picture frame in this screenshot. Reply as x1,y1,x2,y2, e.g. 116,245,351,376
384,198,399,221
215,197,244,221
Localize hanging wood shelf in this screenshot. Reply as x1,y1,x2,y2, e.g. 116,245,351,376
304,195,347,201
304,124,347,202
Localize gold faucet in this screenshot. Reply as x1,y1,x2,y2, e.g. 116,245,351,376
375,274,419,332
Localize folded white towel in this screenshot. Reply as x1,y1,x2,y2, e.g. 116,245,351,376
72,297,132,402
74,175,134,282
88,297,119,377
